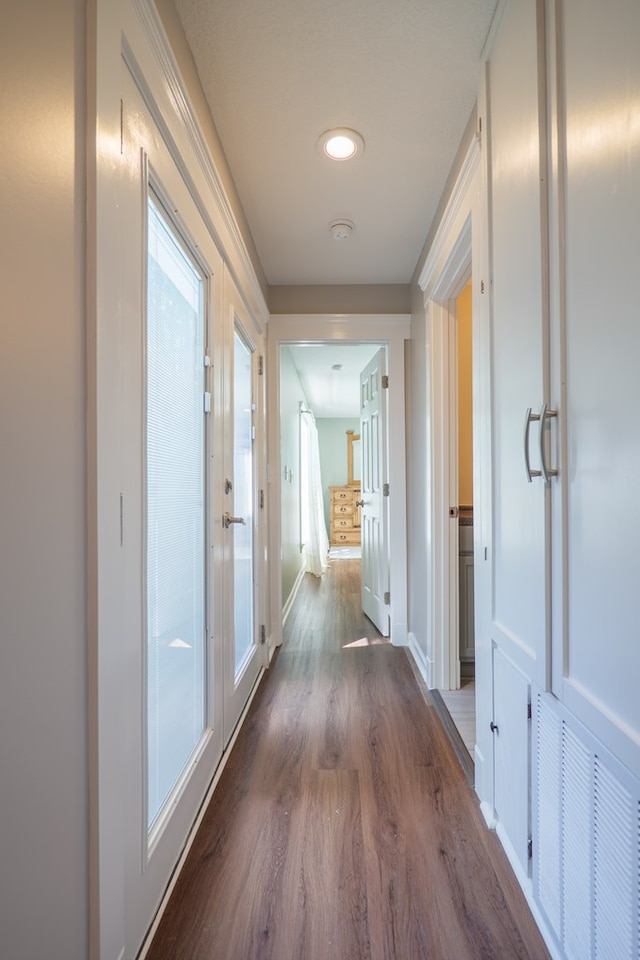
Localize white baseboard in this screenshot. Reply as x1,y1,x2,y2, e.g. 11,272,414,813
494,822,562,960
282,564,306,627
407,632,428,682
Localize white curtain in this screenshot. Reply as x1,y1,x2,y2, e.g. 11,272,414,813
301,410,329,576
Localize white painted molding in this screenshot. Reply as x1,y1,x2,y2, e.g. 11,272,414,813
282,563,306,627
128,0,269,326
418,136,480,298
408,632,428,684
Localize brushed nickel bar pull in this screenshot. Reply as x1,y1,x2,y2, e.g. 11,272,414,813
539,403,558,482
524,407,542,483
223,512,246,528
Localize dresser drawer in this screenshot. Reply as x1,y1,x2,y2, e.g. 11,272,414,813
332,531,361,545
333,502,354,518
332,488,353,503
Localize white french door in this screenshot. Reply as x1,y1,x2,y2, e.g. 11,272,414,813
120,70,224,956
221,273,264,744
360,347,390,635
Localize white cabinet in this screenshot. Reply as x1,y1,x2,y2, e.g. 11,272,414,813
479,0,640,952
479,0,549,864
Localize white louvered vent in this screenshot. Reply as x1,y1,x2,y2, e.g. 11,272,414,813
593,758,634,960
534,692,640,960
561,725,591,960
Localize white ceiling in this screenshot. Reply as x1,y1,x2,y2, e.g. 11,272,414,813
174,0,498,286
287,343,380,418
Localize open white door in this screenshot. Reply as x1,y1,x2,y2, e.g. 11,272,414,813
360,348,390,635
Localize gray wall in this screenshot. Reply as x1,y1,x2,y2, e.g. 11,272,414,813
0,1,89,956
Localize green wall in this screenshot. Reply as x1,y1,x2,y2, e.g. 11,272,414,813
316,418,360,535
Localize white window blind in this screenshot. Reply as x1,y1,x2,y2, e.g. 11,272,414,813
146,196,206,829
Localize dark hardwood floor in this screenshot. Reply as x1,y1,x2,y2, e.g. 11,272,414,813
146,560,550,960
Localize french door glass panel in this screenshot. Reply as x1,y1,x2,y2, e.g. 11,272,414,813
232,329,254,674
146,196,206,829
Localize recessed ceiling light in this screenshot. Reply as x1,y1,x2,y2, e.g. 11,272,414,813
318,128,364,161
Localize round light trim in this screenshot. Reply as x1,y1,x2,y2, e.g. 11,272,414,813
319,128,364,161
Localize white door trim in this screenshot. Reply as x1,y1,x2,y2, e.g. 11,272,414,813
267,314,410,650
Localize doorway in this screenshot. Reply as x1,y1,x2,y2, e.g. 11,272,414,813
266,314,410,653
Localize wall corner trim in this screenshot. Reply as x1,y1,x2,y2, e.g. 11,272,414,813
418,136,481,298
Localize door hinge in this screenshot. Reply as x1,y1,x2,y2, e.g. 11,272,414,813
382,374,389,389
527,701,532,720
383,482,390,497
481,279,485,294
257,354,264,375
528,837,533,860
384,591,390,605
259,489,264,509
260,624,266,645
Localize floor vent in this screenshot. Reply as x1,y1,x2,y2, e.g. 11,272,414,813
533,691,639,960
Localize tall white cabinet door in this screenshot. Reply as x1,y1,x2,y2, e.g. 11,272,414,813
482,0,550,854
551,0,640,771
487,0,550,685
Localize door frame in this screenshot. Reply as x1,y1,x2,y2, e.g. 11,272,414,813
267,314,410,652
417,120,493,803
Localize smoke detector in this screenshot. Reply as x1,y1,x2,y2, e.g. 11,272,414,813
329,219,354,240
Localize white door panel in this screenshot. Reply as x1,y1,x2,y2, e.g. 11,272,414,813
488,0,549,684
360,348,389,635
121,70,224,955
556,0,640,759
222,273,264,744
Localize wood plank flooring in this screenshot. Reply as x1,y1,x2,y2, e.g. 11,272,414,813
146,560,550,960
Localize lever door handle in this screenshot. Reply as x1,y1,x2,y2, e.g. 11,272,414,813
539,403,558,482
223,512,246,528
523,407,542,483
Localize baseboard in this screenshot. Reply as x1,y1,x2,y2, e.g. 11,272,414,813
494,822,562,960
282,564,306,627
407,632,428,682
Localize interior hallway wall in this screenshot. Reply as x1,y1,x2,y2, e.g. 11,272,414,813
316,418,360,535
0,1,89,956
279,346,308,605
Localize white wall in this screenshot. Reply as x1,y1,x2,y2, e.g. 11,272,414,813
279,347,308,605
0,1,89,957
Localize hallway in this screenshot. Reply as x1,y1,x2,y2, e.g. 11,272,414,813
145,559,548,960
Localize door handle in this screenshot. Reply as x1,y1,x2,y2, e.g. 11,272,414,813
223,512,246,528
538,404,558,482
523,407,542,482
355,500,364,507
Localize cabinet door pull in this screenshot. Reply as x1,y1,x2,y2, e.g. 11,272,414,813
539,403,558,482
524,407,542,482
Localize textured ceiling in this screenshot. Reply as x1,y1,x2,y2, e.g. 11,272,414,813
174,0,497,286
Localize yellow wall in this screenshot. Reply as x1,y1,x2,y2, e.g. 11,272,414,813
457,281,473,505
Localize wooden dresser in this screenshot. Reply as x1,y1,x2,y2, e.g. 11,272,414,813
329,485,361,545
